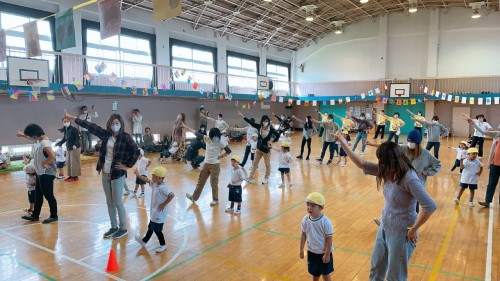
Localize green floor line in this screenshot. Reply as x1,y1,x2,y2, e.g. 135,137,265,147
0,253,57,281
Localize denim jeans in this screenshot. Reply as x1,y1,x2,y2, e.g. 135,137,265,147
425,141,441,159
369,227,416,281
320,141,336,161
81,131,92,151
352,131,368,153
485,164,500,203
102,173,127,230
240,144,251,166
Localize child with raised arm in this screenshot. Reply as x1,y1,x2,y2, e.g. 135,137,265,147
455,148,483,207
300,192,334,281
273,141,293,188
131,149,152,198
135,166,174,253
449,141,468,173
225,155,245,215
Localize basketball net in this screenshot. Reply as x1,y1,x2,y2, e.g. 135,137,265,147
26,79,44,94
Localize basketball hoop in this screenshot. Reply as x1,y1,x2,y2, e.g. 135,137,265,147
26,79,45,93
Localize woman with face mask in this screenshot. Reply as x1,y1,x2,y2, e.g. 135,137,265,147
347,112,373,156
292,115,317,160
470,114,492,158
238,112,280,184
409,111,449,159
56,117,81,182
65,110,141,240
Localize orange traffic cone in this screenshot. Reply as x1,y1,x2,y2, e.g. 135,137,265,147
106,249,120,272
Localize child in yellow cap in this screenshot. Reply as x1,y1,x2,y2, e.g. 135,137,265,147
300,192,334,280
455,148,483,207
225,155,245,215
273,141,293,188
134,166,175,253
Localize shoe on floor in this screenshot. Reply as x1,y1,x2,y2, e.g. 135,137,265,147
42,217,58,224
130,192,137,198
225,207,233,213
103,227,119,238
342,163,347,167
261,178,269,184
373,218,381,226
124,191,130,196
296,155,303,159
21,215,39,222
454,198,460,204
306,156,310,160
234,209,241,215
478,201,490,208
327,160,332,166
138,193,145,198
186,193,196,203
23,208,32,214
112,229,128,239
210,200,219,206
135,234,146,247
315,158,322,162
468,202,474,207
278,184,284,188
156,245,168,253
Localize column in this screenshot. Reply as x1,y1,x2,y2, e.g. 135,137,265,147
426,9,440,77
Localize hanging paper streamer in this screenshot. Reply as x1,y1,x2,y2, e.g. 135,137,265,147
403,99,408,105
368,90,374,96
330,100,335,105
388,100,394,105
131,86,137,95
161,82,167,91
410,98,416,105
46,90,55,101
312,100,317,106
29,91,38,102
495,97,500,104
84,73,94,83
288,99,293,106
152,87,158,96
382,97,388,104
98,0,122,40
345,97,350,103
383,84,388,91
447,95,453,102
423,96,428,102
279,96,284,103
219,94,223,101
61,86,72,98
469,97,475,105
478,98,483,105
187,76,192,85
181,69,186,76
376,96,381,102
247,102,251,109
322,101,327,106
95,62,107,74
441,93,446,100
253,101,257,107
485,97,491,105
454,96,460,103
338,99,343,104
242,104,246,109
304,101,310,107
419,84,424,92
120,79,127,90
23,21,41,57
296,100,301,105
74,80,84,91
55,8,76,50
423,87,428,94
9,88,19,100
435,91,440,98
374,88,380,95
174,70,180,78
271,94,277,102
396,100,402,106
109,72,117,83
417,98,422,103
361,93,366,99
461,97,467,104
142,88,148,96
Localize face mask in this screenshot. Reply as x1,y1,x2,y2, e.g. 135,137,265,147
407,142,416,149
360,117,365,120
417,113,422,116
112,124,121,133
63,122,70,127
327,119,333,123
212,137,220,142
83,110,88,114
432,120,438,124
394,115,398,118
201,128,205,132
262,121,269,127
218,117,222,120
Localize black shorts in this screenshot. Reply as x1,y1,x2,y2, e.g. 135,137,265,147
339,148,347,157
27,190,35,203
56,161,65,168
136,176,147,185
148,221,164,232
307,251,334,277
228,185,242,203
278,167,290,174
460,183,478,190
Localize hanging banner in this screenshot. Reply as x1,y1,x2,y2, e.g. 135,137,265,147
9,88,19,100
478,98,483,105
312,100,317,106
469,97,475,105
447,95,452,102
486,97,491,105
55,8,76,50
153,0,182,23
345,97,350,103
495,97,500,104
296,100,301,105
410,98,416,105
98,0,122,40
330,100,335,105
0,30,6,62
29,91,39,102
46,90,55,101
360,93,366,99
279,96,284,103
23,21,41,57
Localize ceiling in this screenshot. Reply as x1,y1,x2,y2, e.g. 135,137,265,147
121,0,499,51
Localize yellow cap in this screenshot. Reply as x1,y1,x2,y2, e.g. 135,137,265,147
152,166,167,177
460,141,468,146
281,141,290,148
467,148,478,154
231,155,241,163
306,192,325,206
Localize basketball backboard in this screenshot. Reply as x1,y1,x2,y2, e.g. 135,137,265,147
7,56,49,87
389,83,410,98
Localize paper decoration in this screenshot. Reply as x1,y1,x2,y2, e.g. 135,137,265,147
304,101,310,106
29,91,38,102
173,70,180,78
296,100,301,105
447,95,453,102
423,87,428,94
74,80,84,91
312,100,317,106
271,94,277,102
396,100,402,105
84,73,94,82
46,90,55,101
142,88,148,96
345,97,350,103
235,101,239,107
242,104,246,109
279,96,284,103
431,89,435,96
486,97,491,105
120,80,127,90
153,0,182,22
383,84,388,91
403,99,408,105
376,96,381,102
455,96,460,103
109,72,117,83
0,30,6,62
441,93,446,100
132,86,138,95
495,97,500,105
55,8,76,50
61,86,71,98
322,101,327,106
388,99,394,105
193,82,198,90
419,84,424,92
478,98,483,105
161,82,167,90
423,96,428,102
417,98,422,103
23,21,41,57
288,99,293,105
94,62,107,74
219,94,223,100
382,97,388,104
248,102,251,108
361,93,366,99
375,88,381,95
330,100,335,105
461,97,467,104
469,97,475,105
338,99,343,104
9,88,19,100
187,76,192,84
410,98,416,105
98,0,122,40
435,91,440,98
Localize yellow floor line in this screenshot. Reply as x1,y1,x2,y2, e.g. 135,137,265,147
428,204,461,281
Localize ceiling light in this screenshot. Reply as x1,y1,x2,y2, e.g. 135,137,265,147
301,5,317,22
331,20,344,35
469,2,484,19
263,0,272,2
305,15,314,22
334,29,343,34
471,10,481,18
407,0,417,13
359,0,369,4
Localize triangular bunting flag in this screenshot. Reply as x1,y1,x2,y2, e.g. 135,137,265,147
29,91,38,102
9,88,19,100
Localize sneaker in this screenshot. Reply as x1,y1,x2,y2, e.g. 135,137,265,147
124,191,130,196
454,198,460,204
373,218,381,226
225,207,234,213
289,183,293,187
103,227,119,238
306,156,310,160
296,155,303,159
468,202,474,207
156,245,168,253
130,192,137,198
135,234,146,247
245,178,253,184
261,178,269,184
186,193,196,203
112,229,128,239
234,209,241,215
278,184,284,188
66,178,76,182
342,163,347,167
478,201,490,208
42,217,58,224
56,175,65,179
210,200,219,206
21,215,39,222
316,158,322,162
138,193,145,198
327,160,332,166
360,152,364,156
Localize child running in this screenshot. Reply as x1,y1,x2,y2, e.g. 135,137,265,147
225,155,245,215
134,166,175,253
300,192,334,281
132,149,152,198
455,148,483,207
274,142,293,188
337,130,351,167
22,156,36,214
449,141,468,173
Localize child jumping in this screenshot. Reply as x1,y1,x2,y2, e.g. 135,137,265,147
450,141,468,173
22,156,36,214
274,141,293,188
337,130,351,167
54,139,66,179
225,155,245,215
132,149,152,198
455,147,483,207
134,166,175,253
300,192,334,281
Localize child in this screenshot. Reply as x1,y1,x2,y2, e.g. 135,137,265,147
275,141,293,188
280,130,292,144
159,142,179,164
248,133,258,167
23,157,36,214
300,192,334,281
134,166,174,253
54,139,66,179
225,155,245,215
450,141,468,173
337,130,351,167
455,148,483,207
0,149,10,169
132,149,152,198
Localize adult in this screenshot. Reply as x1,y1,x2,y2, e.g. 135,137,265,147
464,114,500,207
292,115,317,160
231,119,258,167
185,125,207,169
56,117,81,182
238,112,280,184
142,127,156,152
78,105,98,152
0,148,10,169
373,109,386,140
312,114,340,165
273,113,291,136
17,124,58,224
348,112,374,156
409,111,449,159
470,114,492,158
172,113,186,162
66,111,140,239
338,136,437,280
200,107,208,129
204,112,230,134
184,125,231,206
132,109,143,145
379,112,405,144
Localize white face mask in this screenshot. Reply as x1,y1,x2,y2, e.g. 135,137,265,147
432,120,438,124
262,121,269,127
112,124,121,133
417,113,422,116
407,142,416,149
218,116,222,120
327,119,333,123
394,115,398,118
360,117,365,120
83,110,88,114
63,122,70,127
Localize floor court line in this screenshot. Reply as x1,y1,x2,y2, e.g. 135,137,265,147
484,202,494,281
0,253,57,281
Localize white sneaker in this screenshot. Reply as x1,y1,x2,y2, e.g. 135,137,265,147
56,175,65,179
341,163,347,167
135,234,146,247
278,184,284,188
138,193,145,198
360,152,364,156
186,193,195,203
130,192,137,198
234,209,241,215
124,191,130,196
156,245,168,253
468,202,474,207
454,198,460,204
210,200,219,206
225,207,233,212
261,178,269,184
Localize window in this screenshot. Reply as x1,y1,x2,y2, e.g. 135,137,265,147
171,40,216,85
227,53,258,89
267,61,290,92
85,29,153,80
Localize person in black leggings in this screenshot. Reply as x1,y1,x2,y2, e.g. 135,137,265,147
292,115,317,160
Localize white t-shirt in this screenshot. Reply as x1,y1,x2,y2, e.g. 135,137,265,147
473,121,492,137
453,148,467,160
33,139,56,176
55,146,66,162
78,112,98,132
136,157,150,176
301,214,334,254
279,151,292,169
149,182,173,224
460,158,483,184
230,167,245,185
104,136,115,174
249,139,257,154
203,135,229,164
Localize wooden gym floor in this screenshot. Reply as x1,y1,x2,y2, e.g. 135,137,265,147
0,133,498,281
